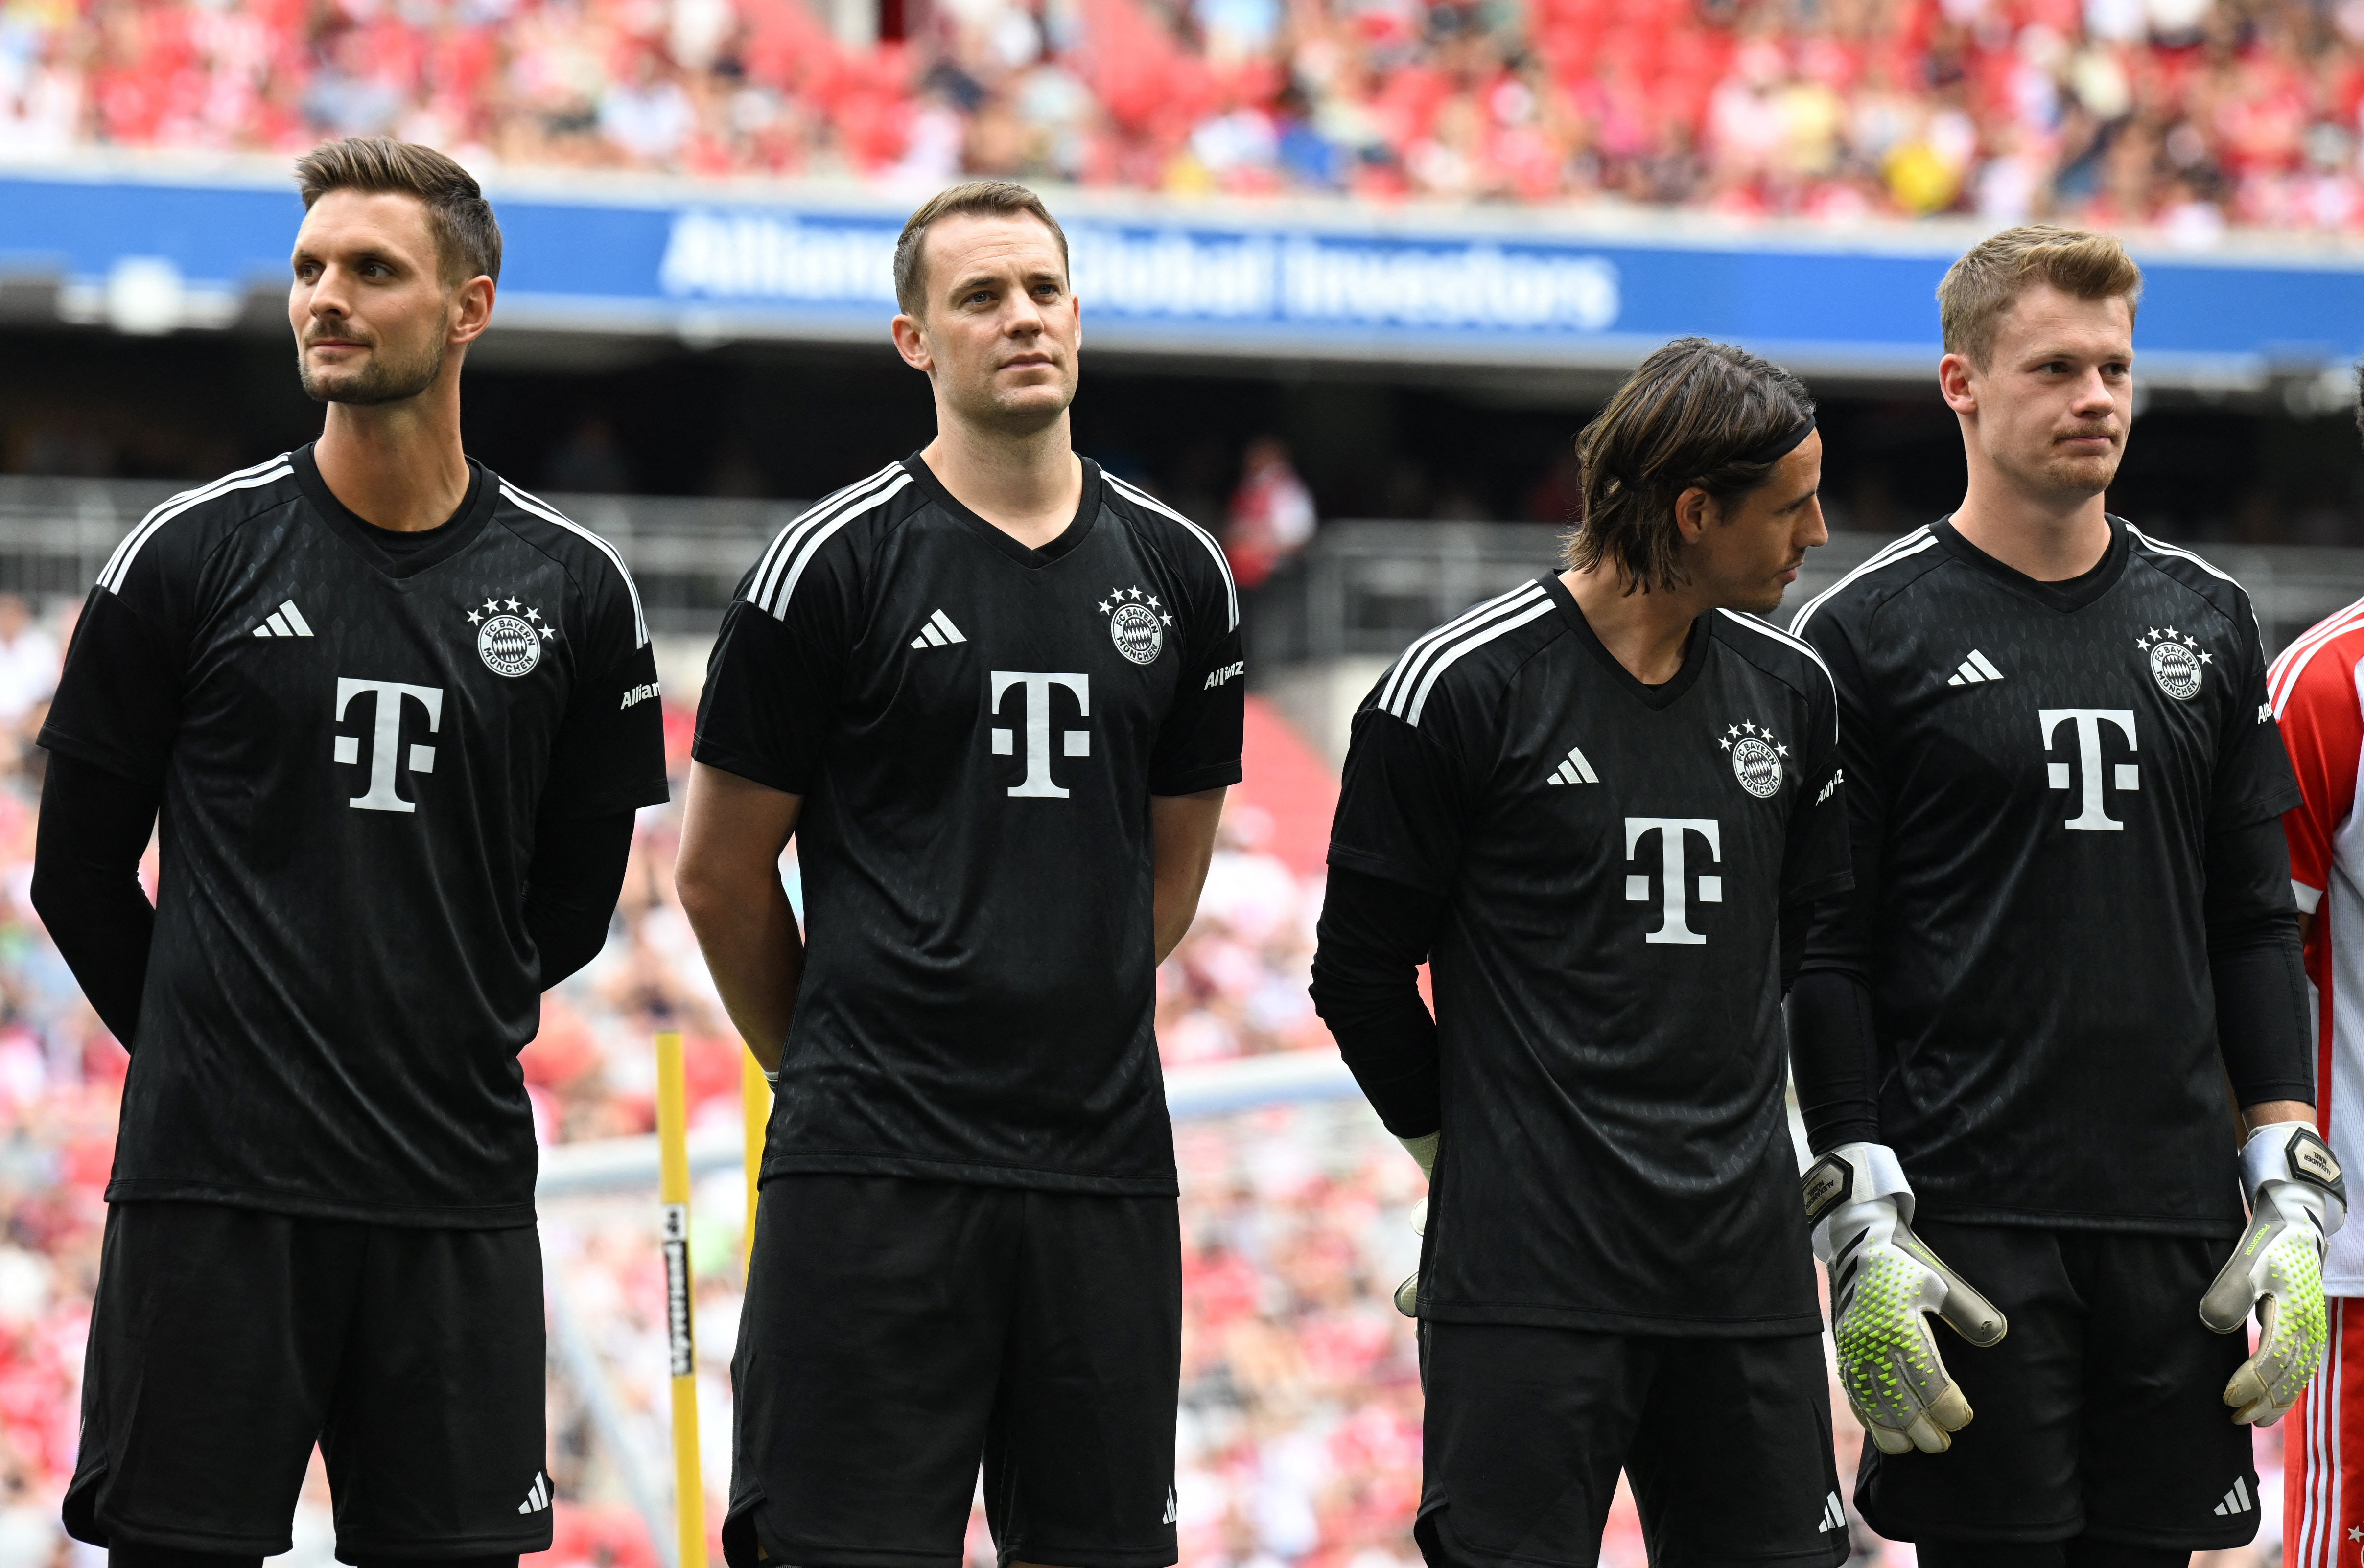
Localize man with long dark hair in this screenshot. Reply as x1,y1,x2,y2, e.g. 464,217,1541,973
1311,337,1851,1567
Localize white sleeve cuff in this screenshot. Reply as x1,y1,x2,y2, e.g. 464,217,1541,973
2294,879,2324,915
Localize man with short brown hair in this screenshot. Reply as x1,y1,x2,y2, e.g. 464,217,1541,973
35,136,667,1568
1789,224,2332,1565
677,181,1241,1568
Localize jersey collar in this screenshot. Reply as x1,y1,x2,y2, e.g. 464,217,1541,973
294,443,496,579
1544,573,1712,712
902,452,1102,568
1930,512,2129,613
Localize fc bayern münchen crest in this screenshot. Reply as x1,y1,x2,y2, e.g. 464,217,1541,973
2135,625,2206,701
1720,721,1786,798
1098,584,1169,666
467,596,552,677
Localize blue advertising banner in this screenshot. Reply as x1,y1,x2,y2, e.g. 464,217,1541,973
4,163,2363,385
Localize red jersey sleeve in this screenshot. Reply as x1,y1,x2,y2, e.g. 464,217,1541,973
2270,616,2364,915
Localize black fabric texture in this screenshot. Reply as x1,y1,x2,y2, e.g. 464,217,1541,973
1787,966,1882,1153
522,809,634,989
1325,578,1850,1337
2204,813,2314,1107
107,1547,264,1568
355,1558,520,1568
724,1174,1181,1568
38,450,669,1227
1848,1221,2255,1549
1308,863,1443,1139
1792,516,2302,1236
1916,1546,2187,1568
32,752,160,1048
692,455,1244,1198
66,1202,551,1557
1414,1321,1847,1568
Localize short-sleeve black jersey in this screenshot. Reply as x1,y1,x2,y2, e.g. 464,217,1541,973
1791,517,2301,1236
692,455,1244,1197
39,447,670,1227
1328,576,1850,1336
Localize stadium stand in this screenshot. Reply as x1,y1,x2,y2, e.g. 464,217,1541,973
0,0,2359,230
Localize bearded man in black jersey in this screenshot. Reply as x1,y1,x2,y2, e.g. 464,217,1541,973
1788,226,2337,1566
1310,338,1852,1568
675,182,1242,1568
32,138,669,1568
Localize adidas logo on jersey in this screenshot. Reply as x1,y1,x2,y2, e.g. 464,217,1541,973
1945,649,2005,686
518,1471,551,1514
1161,1483,1178,1525
251,600,315,638
2213,1477,2255,1516
910,609,967,650
1545,745,1600,786
1819,1492,1846,1532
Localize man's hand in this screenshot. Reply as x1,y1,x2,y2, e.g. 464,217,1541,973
2201,1118,2346,1425
1807,1143,2008,1455
676,762,804,1072
1151,788,1225,964
1392,1130,1437,1317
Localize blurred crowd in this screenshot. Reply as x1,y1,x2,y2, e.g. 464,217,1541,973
0,0,2362,231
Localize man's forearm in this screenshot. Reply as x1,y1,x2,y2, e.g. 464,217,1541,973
2245,1099,2316,1131
676,762,806,1072
686,875,804,1072
32,752,161,1048
1151,787,1225,964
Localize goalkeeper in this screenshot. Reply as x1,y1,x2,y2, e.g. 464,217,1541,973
1311,338,1852,1568
1787,223,2331,1566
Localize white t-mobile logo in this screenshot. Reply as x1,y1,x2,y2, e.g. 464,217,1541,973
333,677,444,813
989,671,1090,799
2039,708,2138,832
1624,817,1722,945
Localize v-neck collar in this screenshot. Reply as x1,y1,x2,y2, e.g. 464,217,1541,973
903,451,1102,568
1543,574,1711,712
1932,512,2128,612
294,443,494,579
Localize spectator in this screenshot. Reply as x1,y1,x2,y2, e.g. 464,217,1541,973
1223,437,1317,592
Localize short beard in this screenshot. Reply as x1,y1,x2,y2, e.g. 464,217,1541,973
298,336,445,406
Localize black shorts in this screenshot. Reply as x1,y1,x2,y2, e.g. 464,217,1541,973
1852,1220,2257,1549
724,1174,1181,1568
1416,1321,1849,1568
64,1201,551,1561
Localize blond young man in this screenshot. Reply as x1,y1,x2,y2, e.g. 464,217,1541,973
1788,226,2337,1565
34,138,667,1567
676,182,1241,1568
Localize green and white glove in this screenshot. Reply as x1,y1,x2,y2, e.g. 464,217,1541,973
1393,1131,1438,1318
1805,1142,2009,1456
2200,1121,2347,1426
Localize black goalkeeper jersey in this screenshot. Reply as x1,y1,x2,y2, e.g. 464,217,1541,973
40,447,670,1227
1327,577,1850,1335
1791,517,2301,1236
692,455,1245,1197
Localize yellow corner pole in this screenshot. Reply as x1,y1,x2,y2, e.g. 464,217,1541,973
741,1049,770,1278
655,1030,706,1568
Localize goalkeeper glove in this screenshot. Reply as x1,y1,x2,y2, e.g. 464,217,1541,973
1393,1131,1437,1318
2200,1120,2347,1426
1805,1142,2008,1455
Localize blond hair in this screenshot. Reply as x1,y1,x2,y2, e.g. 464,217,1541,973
893,182,1069,318
294,137,502,286
1938,225,2142,369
